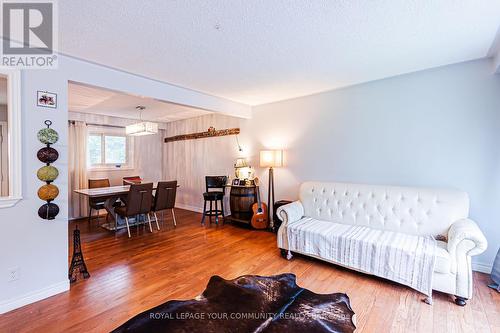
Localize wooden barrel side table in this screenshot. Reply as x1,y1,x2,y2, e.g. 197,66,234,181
228,185,257,224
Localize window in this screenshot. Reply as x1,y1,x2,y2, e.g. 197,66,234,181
87,128,133,169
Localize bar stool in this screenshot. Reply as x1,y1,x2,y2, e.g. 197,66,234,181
201,176,227,225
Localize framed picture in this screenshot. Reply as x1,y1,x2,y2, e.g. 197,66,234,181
37,91,57,108
245,179,255,186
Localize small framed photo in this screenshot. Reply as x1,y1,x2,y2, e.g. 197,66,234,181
232,179,240,186
245,179,255,186
37,91,57,108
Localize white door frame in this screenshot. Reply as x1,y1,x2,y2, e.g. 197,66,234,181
0,121,8,196
0,69,22,208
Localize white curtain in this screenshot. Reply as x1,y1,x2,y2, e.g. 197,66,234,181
68,121,88,219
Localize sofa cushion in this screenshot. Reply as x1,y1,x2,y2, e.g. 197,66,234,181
434,240,452,274
299,181,469,237
282,218,437,296
278,218,453,275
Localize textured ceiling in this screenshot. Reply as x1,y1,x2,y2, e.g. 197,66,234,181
68,83,211,122
60,1,500,105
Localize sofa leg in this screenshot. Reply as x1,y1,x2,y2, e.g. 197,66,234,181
454,296,467,306
279,249,293,260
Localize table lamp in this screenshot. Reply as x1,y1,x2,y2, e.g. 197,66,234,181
234,158,251,179
259,150,283,229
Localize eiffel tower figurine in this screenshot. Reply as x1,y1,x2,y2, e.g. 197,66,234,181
69,225,90,283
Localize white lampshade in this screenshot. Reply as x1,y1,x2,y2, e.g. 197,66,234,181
234,158,249,168
259,150,283,168
126,121,158,136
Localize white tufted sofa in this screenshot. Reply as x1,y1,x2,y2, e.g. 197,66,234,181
277,181,488,305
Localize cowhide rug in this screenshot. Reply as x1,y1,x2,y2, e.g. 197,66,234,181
113,274,356,333
112,273,356,333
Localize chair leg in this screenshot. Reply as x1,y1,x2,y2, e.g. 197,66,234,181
215,199,219,225
147,214,153,233
88,208,92,225
154,212,160,230
125,217,131,238
209,200,213,223
201,200,207,225
220,199,225,224
171,208,177,227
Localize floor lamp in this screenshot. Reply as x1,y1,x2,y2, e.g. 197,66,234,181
259,150,283,231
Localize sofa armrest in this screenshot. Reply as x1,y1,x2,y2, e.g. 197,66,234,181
447,218,488,257
277,201,304,226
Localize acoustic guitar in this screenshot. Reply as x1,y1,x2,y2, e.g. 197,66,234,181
251,179,269,229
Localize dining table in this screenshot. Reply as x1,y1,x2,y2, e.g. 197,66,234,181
74,182,179,232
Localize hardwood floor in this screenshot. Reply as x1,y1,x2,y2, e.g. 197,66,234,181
0,209,498,332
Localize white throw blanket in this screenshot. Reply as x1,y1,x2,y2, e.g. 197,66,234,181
283,218,436,297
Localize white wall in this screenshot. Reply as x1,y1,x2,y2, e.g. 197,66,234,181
245,59,500,271
0,69,70,314
0,55,250,314
163,114,243,213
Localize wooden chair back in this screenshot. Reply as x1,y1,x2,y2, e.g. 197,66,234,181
88,178,110,189
123,176,142,185
205,176,227,194
88,179,110,206
153,181,177,212
125,183,153,216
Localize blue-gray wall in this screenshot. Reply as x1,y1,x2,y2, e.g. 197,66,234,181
248,59,500,269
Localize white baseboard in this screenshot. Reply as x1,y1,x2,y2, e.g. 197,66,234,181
175,203,204,213
174,203,230,217
0,280,69,314
472,262,492,274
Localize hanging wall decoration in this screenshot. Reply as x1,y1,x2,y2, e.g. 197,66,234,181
164,127,240,143
37,120,60,220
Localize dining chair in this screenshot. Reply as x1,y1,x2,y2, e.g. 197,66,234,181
123,176,143,185
151,180,178,229
114,183,154,238
201,176,228,225
88,178,110,226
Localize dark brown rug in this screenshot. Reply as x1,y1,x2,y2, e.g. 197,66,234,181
111,273,356,333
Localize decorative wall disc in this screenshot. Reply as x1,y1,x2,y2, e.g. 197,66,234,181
38,203,59,220
37,184,59,201
37,165,59,182
37,127,59,145
37,119,60,221
37,147,59,164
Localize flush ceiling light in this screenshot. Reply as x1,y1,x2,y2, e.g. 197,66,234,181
126,105,158,136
